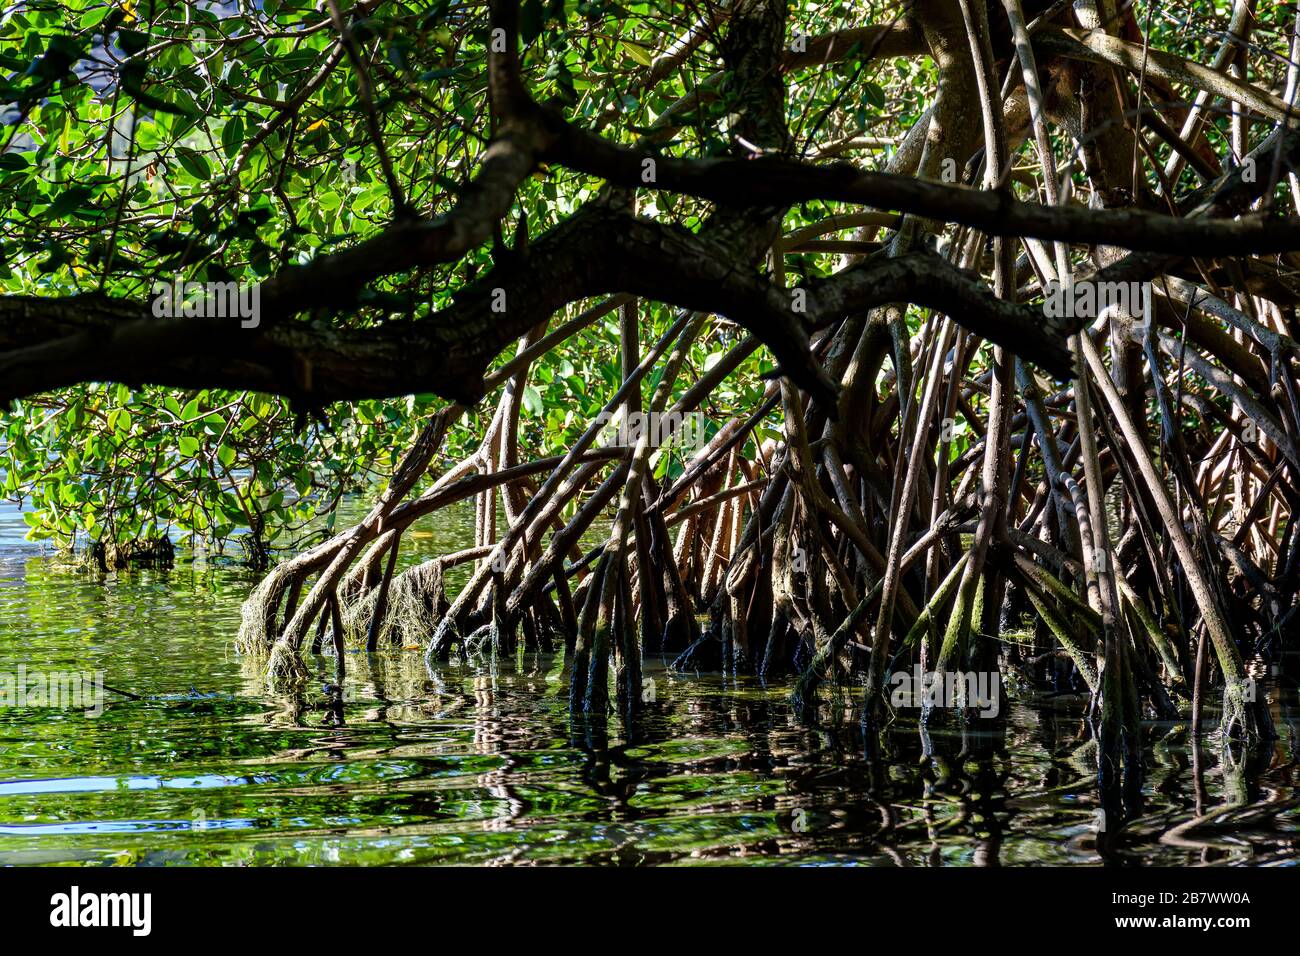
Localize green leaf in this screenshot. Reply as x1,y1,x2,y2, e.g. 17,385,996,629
175,147,211,181
45,185,94,219
221,116,244,159
621,41,653,67
79,6,113,29
523,385,544,417
117,30,150,57
520,0,544,45
120,61,198,116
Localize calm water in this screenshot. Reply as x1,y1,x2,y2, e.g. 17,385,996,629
1,499,1298,866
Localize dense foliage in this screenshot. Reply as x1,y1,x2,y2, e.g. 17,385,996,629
2,0,861,560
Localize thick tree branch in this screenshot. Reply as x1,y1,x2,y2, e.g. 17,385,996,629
0,214,1082,408
806,250,1078,375
540,110,1300,254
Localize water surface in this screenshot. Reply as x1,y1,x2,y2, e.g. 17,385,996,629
1,499,1297,866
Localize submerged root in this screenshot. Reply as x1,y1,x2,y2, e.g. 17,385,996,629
339,559,450,649
266,637,311,684
235,571,285,655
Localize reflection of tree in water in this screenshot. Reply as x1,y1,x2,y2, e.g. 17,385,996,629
221,651,1300,865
